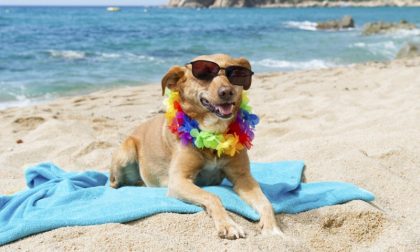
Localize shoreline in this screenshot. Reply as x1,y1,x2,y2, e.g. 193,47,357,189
1,58,419,250
0,59,394,112
2,7,418,112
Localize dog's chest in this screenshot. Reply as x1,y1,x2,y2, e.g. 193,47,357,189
194,158,227,187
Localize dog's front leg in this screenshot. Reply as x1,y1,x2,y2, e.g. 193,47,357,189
224,152,283,236
232,173,283,236
167,147,246,240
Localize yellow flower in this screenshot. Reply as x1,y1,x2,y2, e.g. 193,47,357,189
165,91,181,123
240,91,252,112
216,134,244,157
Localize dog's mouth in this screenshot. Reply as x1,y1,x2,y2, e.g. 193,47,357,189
200,96,235,119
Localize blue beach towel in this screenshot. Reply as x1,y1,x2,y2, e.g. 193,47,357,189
0,161,374,245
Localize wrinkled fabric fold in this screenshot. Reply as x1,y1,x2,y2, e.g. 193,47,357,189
0,161,374,245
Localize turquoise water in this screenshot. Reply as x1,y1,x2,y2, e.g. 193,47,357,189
1,7,420,107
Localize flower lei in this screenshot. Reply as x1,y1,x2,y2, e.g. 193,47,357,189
164,91,259,157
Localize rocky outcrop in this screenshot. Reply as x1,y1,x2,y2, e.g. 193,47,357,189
362,20,417,35
213,0,252,7
316,16,355,30
168,0,253,8
167,0,420,8
396,43,420,59
168,0,215,8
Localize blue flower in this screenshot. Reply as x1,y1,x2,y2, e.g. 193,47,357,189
179,115,199,133
241,110,259,128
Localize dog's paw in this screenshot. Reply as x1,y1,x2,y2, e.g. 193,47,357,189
109,175,120,189
260,220,285,237
261,225,284,237
216,220,247,240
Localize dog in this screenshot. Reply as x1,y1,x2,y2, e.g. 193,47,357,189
110,54,282,239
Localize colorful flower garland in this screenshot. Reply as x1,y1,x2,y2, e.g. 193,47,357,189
164,91,259,157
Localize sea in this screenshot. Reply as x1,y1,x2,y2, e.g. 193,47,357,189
1,6,420,108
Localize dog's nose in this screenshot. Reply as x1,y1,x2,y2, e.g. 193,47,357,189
218,86,234,101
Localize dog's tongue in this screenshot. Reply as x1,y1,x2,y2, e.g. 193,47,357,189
215,104,234,115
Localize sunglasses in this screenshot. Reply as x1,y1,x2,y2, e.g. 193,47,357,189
187,60,254,90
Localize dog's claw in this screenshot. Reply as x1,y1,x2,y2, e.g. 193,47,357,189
217,220,247,240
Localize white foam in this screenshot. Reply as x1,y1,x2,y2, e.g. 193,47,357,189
252,58,335,70
47,50,162,63
0,92,55,110
0,82,53,110
353,42,366,48
388,28,420,38
350,41,398,58
48,50,86,60
283,21,317,31
99,52,121,58
126,53,156,61
95,52,161,63
0,95,32,110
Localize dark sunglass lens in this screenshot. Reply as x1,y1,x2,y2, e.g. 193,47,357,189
191,61,219,80
226,67,252,90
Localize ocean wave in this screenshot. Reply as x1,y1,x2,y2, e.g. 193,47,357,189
46,50,162,63
48,50,86,60
350,41,398,58
0,92,32,110
252,59,335,70
0,81,55,110
387,28,420,38
98,52,158,62
98,52,121,59
283,21,317,31
283,20,358,32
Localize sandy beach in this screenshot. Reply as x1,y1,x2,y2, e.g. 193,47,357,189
0,58,419,251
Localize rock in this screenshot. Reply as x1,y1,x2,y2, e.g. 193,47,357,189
168,0,282,8
362,20,417,35
168,0,249,8
212,0,252,7
396,43,420,59
340,15,354,28
316,16,355,30
168,0,215,8
167,0,420,8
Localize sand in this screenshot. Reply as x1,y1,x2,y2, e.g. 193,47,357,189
1,58,419,251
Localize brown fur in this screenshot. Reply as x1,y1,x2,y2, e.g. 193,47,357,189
110,54,282,239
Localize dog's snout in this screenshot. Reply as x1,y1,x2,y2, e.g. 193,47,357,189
218,86,234,101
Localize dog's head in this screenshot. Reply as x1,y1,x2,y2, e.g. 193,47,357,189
161,54,253,133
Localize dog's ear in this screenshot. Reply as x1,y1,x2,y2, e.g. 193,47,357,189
161,66,185,96
237,57,251,69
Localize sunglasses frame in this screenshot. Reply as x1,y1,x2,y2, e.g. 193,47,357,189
186,60,254,90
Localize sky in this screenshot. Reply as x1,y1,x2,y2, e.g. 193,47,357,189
0,0,167,6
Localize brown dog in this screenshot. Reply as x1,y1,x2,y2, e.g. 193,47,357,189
110,54,282,239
